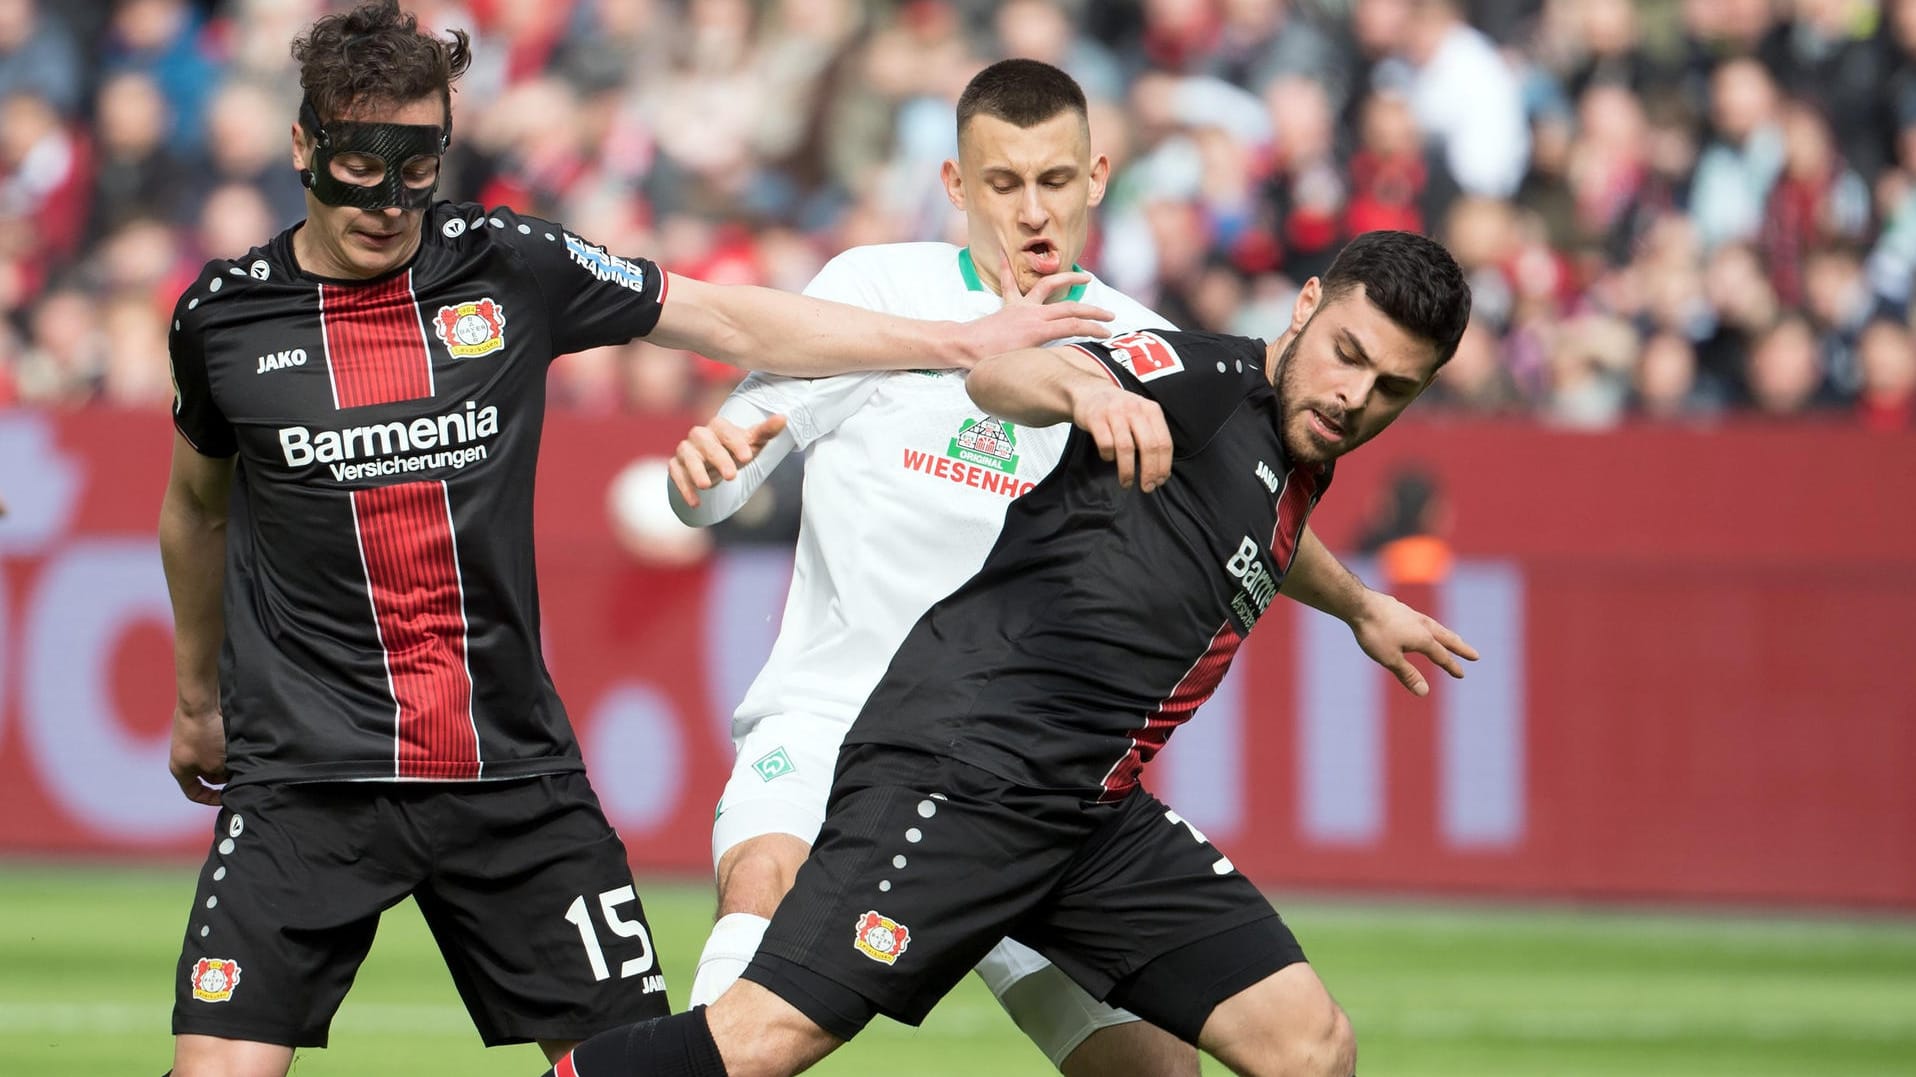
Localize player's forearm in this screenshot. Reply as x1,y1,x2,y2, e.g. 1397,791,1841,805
967,347,1097,426
159,488,228,711
652,276,976,376
1280,527,1375,624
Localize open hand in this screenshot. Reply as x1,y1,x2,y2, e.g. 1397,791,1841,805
1348,592,1479,696
954,257,1114,366
668,414,789,508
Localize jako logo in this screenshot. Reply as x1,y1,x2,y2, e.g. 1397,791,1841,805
255,348,307,374
1255,460,1280,494
279,401,499,466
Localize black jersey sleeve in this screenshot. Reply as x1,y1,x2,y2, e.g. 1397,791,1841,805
1069,330,1265,454
168,283,237,457
488,206,668,356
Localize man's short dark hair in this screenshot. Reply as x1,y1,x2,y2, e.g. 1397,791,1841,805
292,0,471,126
957,58,1087,134
1321,231,1472,367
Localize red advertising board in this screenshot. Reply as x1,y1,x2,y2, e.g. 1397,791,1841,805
2,410,1912,906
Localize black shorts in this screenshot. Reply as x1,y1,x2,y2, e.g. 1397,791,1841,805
170,773,670,1048
743,745,1304,1042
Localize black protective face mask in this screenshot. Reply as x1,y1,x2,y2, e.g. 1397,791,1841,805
297,98,450,212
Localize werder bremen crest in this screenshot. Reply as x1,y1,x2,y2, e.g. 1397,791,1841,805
947,417,1019,474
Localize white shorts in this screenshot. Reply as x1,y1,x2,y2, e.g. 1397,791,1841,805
710,712,1145,1066
710,712,849,867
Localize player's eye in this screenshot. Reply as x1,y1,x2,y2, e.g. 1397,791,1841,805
992,183,1018,194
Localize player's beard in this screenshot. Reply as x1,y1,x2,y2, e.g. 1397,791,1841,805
1272,319,1358,466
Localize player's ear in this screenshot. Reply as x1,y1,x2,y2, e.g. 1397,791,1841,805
940,158,966,211
1087,153,1111,208
1289,277,1322,333
291,122,309,171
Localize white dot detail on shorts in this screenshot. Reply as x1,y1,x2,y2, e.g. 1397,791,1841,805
545,232,556,241
489,217,505,228
187,298,199,310
905,828,922,843
892,854,907,869
1216,361,1227,372
208,278,222,292
213,866,226,882
173,320,180,330
205,896,218,909
879,880,892,892
917,799,936,818
228,815,244,838
517,223,531,234
1236,360,1244,373
218,838,234,855
199,926,210,938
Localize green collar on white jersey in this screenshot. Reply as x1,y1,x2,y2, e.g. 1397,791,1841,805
958,247,1089,302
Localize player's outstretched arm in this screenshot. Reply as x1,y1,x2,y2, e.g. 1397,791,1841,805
158,432,235,806
668,395,796,523
647,273,1114,376
968,346,1173,491
1282,527,1479,696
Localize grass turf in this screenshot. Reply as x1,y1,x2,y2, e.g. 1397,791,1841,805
3,865,1913,1075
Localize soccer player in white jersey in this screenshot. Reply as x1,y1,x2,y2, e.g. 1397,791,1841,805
668,60,1196,1076
664,60,1456,1075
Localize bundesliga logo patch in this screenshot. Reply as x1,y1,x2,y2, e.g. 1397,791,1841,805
189,957,242,1003
853,910,911,965
435,298,506,359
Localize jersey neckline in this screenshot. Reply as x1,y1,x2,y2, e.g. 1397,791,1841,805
957,247,1088,303
272,217,432,287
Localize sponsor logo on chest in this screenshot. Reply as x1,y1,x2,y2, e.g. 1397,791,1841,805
255,348,308,374
1225,535,1279,628
899,413,1039,498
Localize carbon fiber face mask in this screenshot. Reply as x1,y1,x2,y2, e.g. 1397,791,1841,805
298,98,450,212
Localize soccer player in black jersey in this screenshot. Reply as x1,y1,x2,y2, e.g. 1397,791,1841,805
156,3,1112,1075
546,231,1477,1077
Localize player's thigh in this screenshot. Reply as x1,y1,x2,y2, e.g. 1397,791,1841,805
746,746,1086,1038
978,938,1172,1074
1022,789,1305,1044
172,1033,294,1077
711,713,845,899
418,773,670,1045
172,783,417,1048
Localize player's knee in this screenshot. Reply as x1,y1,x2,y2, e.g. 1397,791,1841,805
1254,998,1353,1077
706,982,841,1077
715,834,809,917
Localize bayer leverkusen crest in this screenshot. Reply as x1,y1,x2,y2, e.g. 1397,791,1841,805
435,298,506,359
852,910,911,965
189,957,242,1003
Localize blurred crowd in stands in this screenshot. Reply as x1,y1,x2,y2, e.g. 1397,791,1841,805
3,0,1915,428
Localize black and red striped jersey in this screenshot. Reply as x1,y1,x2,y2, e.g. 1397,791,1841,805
169,201,667,786
843,329,1332,800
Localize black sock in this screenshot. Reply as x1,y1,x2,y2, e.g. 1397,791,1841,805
543,1007,728,1077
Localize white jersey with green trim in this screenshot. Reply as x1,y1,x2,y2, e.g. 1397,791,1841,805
688,242,1172,735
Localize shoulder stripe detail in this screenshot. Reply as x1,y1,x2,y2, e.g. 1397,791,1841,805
1068,342,1123,385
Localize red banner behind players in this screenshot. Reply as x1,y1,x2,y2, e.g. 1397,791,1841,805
1,411,1912,907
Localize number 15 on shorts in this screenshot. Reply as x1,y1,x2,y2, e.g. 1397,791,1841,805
564,885,660,985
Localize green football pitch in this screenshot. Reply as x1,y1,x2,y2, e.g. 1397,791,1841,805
4,866,1914,1076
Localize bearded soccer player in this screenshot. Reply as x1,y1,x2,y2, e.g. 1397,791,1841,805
663,59,1470,1077
553,233,1479,1077
156,4,1109,1075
